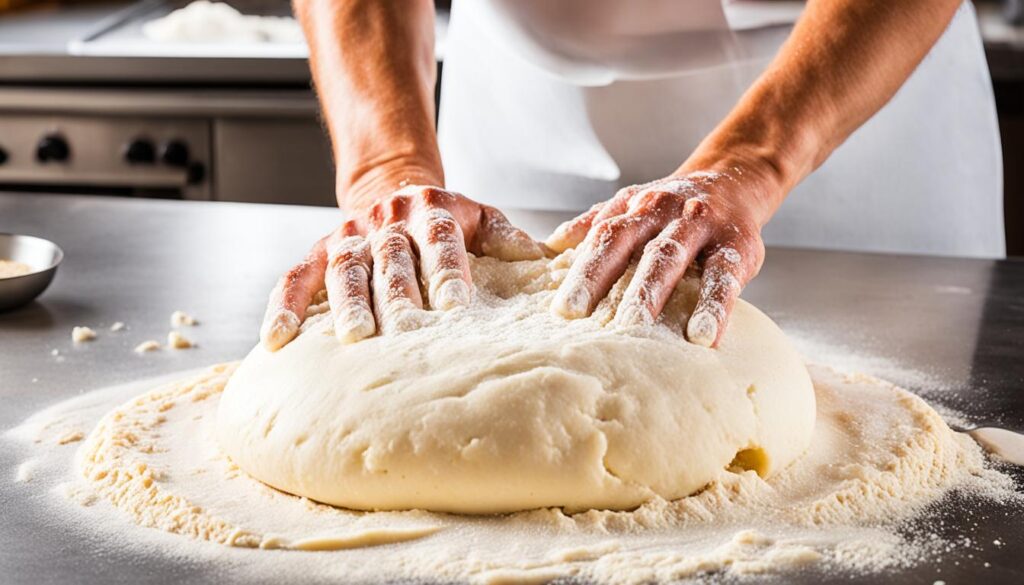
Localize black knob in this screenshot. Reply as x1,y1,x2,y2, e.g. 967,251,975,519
124,138,156,164
36,134,70,163
160,140,190,168
186,161,206,185
0,147,7,165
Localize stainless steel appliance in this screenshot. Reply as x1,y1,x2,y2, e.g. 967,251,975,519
0,0,352,206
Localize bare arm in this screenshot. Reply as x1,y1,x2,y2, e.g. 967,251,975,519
260,0,542,351
549,0,965,346
685,0,964,199
295,0,442,212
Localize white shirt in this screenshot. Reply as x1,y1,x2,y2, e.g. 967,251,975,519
438,0,1005,258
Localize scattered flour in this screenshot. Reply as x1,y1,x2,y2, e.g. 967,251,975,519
134,340,161,354
171,310,198,327
4,359,1019,583
71,326,97,343
15,458,40,482
167,330,194,349
56,430,84,445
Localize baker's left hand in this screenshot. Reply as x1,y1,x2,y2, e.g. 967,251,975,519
545,169,772,347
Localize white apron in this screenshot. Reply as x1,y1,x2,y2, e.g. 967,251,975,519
438,0,1005,258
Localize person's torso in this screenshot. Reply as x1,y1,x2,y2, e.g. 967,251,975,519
438,0,1005,258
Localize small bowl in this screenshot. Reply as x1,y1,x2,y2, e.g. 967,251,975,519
0,233,63,312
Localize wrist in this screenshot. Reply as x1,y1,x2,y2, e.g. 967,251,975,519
675,147,790,228
338,156,444,213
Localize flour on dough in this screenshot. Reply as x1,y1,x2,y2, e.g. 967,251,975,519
217,252,817,513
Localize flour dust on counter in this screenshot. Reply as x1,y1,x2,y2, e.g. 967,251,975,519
5,360,1021,584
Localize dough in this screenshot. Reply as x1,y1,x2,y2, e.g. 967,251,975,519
217,253,816,514
0,259,32,278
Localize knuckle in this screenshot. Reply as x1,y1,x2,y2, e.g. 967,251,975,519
644,237,685,260
419,186,451,206
341,219,360,235
683,197,709,218
386,196,408,219
373,230,409,256
595,216,630,237
427,222,460,244
613,186,635,201
328,237,369,269
284,261,312,283
647,189,677,208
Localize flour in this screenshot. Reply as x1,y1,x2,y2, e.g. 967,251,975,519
5,358,1019,583
142,1,303,44
0,258,32,278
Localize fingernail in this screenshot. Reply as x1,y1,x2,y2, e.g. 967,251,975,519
434,278,471,310
552,283,591,319
260,310,301,351
544,230,569,252
335,306,375,343
686,310,718,347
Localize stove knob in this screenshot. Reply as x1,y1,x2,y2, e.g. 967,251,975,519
0,147,7,165
36,134,70,163
160,140,190,168
124,138,156,165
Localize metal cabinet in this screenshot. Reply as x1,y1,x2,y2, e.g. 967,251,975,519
213,118,336,206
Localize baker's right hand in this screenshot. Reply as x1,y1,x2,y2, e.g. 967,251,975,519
259,185,546,351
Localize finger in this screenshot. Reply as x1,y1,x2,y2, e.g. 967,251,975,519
592,190,631,224
260,238,328,351
476,206,546,261
410,206,473,311
325,222,375,343
686,245,755,348
618,200,711,325
552,214,661,319
340,219,361,237
545,202,604,253
371,224,423,333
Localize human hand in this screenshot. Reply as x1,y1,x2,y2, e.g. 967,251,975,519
546,170,771,347
260,185,546,351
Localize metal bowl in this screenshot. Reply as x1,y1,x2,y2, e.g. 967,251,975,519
0,233,63,312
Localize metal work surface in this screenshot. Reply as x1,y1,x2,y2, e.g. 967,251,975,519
0,193,1022,583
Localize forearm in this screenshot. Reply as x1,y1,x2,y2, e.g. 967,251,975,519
294,0,442,212
681,0,963,223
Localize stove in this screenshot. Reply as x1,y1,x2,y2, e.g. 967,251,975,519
0,0,440,205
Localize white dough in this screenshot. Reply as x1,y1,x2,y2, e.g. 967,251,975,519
217,253,816,514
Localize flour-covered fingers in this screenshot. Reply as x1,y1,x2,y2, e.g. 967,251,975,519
260,238,329,351
592,188,636,225
411,206,473,310
325,229,375,343
686,242,761,347
476,206,546,261
552,215,660,319
546,202,605,253
371,224,423,332
618,201,711,324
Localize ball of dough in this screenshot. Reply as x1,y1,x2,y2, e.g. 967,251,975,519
217,254,815,514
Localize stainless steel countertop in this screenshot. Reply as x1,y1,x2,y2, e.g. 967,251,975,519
1,193,1022,583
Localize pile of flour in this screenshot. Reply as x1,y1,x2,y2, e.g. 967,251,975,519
6,357,1019,583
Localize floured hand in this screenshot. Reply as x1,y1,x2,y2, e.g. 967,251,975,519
546,171,767,348
261,185,546,351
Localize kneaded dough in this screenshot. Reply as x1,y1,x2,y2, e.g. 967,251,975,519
217,253,816,514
